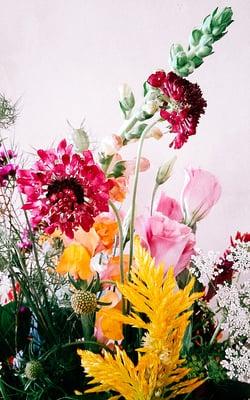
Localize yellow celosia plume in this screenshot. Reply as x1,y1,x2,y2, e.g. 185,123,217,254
78,237,203,399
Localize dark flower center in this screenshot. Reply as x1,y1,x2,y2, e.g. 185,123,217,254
47,177,84,204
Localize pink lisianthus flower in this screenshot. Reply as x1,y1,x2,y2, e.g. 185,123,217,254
136,211,195,276
181,168,221,226
156,192,183,222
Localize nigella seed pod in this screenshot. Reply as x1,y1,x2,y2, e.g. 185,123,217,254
25,360,43,380
71,290,97,315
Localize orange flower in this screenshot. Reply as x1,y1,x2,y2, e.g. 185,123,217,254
56,243,92,280
95,290,123,342
101,255,130,282
62,227,99,256
109,177,128,202
93,216,118,252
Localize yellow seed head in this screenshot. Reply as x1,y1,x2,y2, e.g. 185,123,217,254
71,290,97,315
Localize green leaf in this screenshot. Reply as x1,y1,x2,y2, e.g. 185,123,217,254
124,123,147,140
119,100,128,118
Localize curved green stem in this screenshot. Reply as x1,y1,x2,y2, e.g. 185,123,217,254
120,116,138,139
209,319,223,346
150,183,159,215
109,201,124,284
0,378,9,400
40,339,113,361
128,119,160,274
109,200,126,315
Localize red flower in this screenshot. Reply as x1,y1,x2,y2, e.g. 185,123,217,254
17,139,113,238
147,71,207,149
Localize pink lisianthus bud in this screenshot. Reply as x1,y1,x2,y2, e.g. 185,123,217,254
181,168,221,226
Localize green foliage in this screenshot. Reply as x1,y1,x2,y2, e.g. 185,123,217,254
0,93,17,129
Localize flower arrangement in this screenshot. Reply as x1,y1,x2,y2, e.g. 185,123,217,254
0,6,249,400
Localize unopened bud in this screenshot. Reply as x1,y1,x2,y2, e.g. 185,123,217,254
119,83,135,112
170,44,195,77
156,156,177,185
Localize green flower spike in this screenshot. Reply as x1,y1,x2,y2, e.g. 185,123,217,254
170,7,233,77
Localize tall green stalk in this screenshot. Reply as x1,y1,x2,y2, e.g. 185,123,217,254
128,119,160,274
109,200,126,315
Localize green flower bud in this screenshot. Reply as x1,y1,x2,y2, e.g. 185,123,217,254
189,29,203,47
196,45,213,58
170,44,195,77
170,44,189,68
25,361,43,380
170,7,233,77
156,156,177,186
108,160,126,178
210,7,233,40
119,83,135,116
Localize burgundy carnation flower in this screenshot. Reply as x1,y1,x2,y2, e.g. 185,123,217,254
17,139,113,238
147,71,207,149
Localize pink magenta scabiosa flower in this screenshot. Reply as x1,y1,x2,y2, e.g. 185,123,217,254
17,139,114,238
0,146,17,186
147,71,207,149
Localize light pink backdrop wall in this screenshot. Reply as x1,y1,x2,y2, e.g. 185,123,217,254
0,0,249,252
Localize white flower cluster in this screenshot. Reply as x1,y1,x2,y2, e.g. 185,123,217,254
226,240,250,273
0,272,13,306
190,249,222,287
221,342,250,383
216,281,250,342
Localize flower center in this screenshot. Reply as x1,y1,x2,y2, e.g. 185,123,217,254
47,177,84,204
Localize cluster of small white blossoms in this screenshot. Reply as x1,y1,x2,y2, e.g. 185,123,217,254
216,281,250,341
221,342,250,383
217,280,250,383
0,272,13,305
226,240,250,273
190,249,222,287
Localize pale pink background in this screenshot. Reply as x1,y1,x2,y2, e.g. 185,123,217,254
0,0,249,252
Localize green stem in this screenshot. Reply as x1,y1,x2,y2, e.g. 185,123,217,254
150,183,159,215
128,119,160,274
120,116,138,139
209,319,223,346
81,314,94,341
0,378,9,400
21,198,56,340
109,201,124,284
109,200,126,315
40,339,113,361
